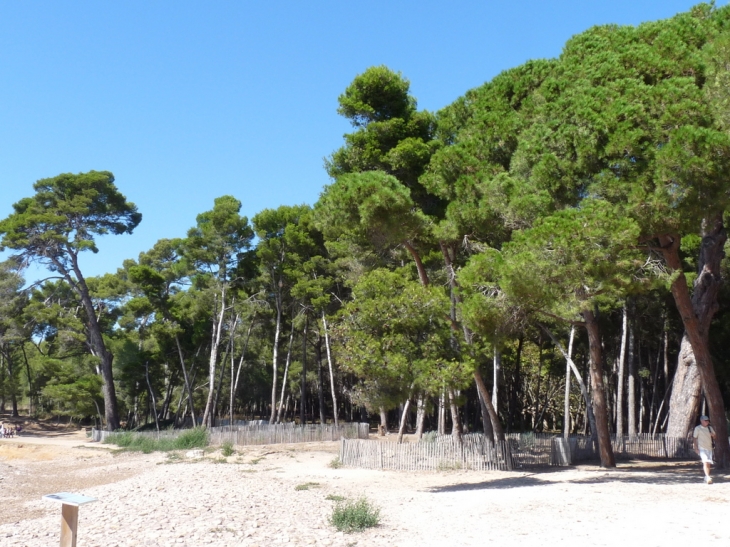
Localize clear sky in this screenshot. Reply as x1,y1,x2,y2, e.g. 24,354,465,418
0,1,720,284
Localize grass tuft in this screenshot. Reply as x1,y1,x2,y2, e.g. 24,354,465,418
295,482,320,491
330,497,380,533
329,456,343,469
326,494,346,502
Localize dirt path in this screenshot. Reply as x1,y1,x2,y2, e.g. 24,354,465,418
2,432,730,546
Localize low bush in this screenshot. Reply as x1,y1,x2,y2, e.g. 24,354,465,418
104,427,209,453
330,497,380,533
221,441,235,457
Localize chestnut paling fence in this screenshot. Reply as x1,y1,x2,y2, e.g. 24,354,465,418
92,422,369,446
338,433,699,472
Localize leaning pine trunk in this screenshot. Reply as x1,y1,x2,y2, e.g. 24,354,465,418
582,309,616,468
666,334,702,437
322,311,338,426
563,326,576,439
659,219,729,467
397,387,414,443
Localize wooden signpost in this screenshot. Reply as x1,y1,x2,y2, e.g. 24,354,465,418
42,492,97,547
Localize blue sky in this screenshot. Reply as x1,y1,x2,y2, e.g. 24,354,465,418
0,1,719,284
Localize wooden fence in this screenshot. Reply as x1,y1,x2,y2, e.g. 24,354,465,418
340,437,514,471
339,432,699,472
92,422,369,447
209,422,369,446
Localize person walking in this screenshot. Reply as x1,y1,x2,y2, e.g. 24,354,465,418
693,415,716,484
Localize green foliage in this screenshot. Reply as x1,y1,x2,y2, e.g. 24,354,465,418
0,171,141,267
221,441,235,457
104,427,209,453
328,456,343,469
330,497,380,533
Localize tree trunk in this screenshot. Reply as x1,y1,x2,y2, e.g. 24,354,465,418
476,382,495,443
492,346,501,411
415,395,425,439
666,334,702,437
397,388,414,443
300,314,308,425
174,335,197,425
563,326,576,439
616,305,628,436
202,289,227,427
144,361,160,432
658,218,729,467
473,369,504,441
437,391,446,435
322,311,338,426
269,292,283,424
627,319,637,437
276,322,296,423
65,254,120,431
582,309,616,468
317,338,326,424
231,317,255,423
447,388,462,444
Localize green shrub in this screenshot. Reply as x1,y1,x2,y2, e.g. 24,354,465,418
221,441,235,457
329,456,343,469
104,427,209,453
330,497,380,533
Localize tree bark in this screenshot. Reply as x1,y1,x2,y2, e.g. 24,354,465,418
322,311,338,426
563,326,576,439
627,319,637,437
616,306,628,436
447,388,462,444
276,322,296,423
473,369,505,441
415,395,426,439
581,310,616,468
317,338,326,424
300,314,308,425
269,290,283,424
397,387,414,443
492,346,501,411
202,289,227,427
666,334,702,436
658,218,729,467
64,253,120,430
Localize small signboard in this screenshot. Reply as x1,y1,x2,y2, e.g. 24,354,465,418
42,493,97,506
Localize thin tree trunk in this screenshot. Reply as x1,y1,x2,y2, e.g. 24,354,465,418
300,314,308,425
541,324,598,441
582,310,616,467
202,289,227,427
437,390,446,435
415,395,425,439
269,291,283,424
174,335,197,425
144,361,160,432
627,319,637,437
476,383,495,443
492,346,501,411
563,326,576,439
616,305,628,436
379,407,388,435
317,338,326,424
276,321,296,423
322,311,338,426
231,317,255,422
397,386,414,443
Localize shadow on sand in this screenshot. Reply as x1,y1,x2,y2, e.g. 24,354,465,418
426,461,723,493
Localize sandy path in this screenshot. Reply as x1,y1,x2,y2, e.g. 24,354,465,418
2,435,729,546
